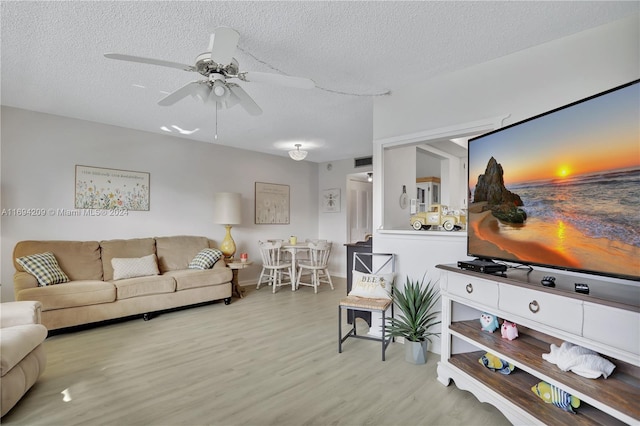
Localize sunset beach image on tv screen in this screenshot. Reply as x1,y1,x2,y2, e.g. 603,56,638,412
468,81,639,280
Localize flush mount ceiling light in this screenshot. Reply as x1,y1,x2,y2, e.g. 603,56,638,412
289,144,308,161
367,172,373,182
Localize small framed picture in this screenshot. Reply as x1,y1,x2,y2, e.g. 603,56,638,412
322,188,341,213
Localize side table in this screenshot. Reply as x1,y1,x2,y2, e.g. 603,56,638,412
226,261,252,298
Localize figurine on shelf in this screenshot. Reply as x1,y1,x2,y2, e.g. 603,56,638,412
479,352,515,375
501,320,519,340
531,381,580,414
480,312,499,333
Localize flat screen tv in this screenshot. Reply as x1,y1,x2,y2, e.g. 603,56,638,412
467,79,639,282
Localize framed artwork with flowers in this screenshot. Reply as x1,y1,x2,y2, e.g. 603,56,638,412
75,165,150,211
255,182,289,224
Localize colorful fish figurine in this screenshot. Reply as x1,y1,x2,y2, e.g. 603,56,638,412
480,312,499,333
501,320,519,340
479,352,515,375
531,381,580,413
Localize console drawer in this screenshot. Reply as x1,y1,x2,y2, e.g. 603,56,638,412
445,273,498,308
499,284,582,335
583,302,640,357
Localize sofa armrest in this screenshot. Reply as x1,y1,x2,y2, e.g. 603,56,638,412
14,271,38,294
0,301,43,328
212,258,228,270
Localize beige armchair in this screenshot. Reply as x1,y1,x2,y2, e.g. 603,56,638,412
0,301,47,417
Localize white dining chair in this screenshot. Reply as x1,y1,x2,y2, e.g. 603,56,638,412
296,241,333,293
256,240,294,293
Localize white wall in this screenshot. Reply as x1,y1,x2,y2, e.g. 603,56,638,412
371,15,640,352
318,158,371,279
383,145,416,230
0,107,320,301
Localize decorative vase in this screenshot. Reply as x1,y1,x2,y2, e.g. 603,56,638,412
220,225,236,259
405,340,429,364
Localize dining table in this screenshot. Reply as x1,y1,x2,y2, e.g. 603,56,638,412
281,242,310,290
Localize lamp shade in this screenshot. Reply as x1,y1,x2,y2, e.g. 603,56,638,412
213,192,241,225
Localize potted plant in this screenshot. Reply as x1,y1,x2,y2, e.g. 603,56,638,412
385,274,441,364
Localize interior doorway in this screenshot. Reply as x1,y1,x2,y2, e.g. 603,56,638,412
346,173,373,243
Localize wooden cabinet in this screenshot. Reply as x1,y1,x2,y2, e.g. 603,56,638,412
436,264,640,425
414,176,440,212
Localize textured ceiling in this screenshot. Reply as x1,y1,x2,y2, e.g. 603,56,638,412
2,1,638,163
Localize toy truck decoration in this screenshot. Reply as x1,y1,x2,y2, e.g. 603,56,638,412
410,204,466,231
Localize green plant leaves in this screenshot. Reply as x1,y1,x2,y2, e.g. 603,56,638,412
384,274,441,343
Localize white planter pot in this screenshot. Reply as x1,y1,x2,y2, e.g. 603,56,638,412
405,340,429,364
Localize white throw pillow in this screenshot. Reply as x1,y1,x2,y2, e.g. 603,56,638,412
16,252,70,286
111,254,159,280
348,270,395,299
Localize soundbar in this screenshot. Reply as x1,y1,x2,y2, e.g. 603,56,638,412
458,259,507,274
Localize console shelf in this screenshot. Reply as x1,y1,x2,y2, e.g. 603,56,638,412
450,352,625,426
436,265,640,425
451,320,639,421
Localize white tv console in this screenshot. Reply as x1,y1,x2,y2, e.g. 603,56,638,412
436,264,639,425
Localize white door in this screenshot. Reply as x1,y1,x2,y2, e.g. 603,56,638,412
347,178,373,243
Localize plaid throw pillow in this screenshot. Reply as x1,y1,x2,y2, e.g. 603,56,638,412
17,252,70,286
188,248,223,270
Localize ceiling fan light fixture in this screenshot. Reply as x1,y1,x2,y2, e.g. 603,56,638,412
210,79,230,102
289,144,308,161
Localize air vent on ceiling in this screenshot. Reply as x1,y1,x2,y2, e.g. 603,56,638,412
354,156,373,168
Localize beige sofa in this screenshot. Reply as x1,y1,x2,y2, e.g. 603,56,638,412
0,301,47,417
13,236,233,331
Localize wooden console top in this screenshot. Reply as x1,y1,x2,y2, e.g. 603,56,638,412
436,264,640,313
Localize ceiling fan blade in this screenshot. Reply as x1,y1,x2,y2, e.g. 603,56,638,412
227,83,262,116
209,27,240,66
104,53,195,72
158,81,203,106
240,71,315,89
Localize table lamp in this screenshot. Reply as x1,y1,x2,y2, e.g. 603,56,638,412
213,192,241,259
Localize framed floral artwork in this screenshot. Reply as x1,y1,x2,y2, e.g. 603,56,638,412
322,188,340,213
255,182,290,224
75,165,150,211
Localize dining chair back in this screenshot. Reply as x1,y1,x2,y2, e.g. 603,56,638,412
256,240,294,293
296,241,333,293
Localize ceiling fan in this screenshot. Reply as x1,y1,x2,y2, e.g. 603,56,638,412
104,27,315,116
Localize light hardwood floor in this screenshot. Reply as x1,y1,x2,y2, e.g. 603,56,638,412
3,278,510,425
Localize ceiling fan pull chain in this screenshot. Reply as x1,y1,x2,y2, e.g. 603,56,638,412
215,104,218,140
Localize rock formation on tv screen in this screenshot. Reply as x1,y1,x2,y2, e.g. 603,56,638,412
474,157,527,223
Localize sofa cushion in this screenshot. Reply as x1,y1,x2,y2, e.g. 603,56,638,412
164,268,232,291
16,281,116,311
101,238,156,281
188,248,224,270
14,240,102,281
111,254,160,280
16,252,70,286
112,275,176,300
0,324,48,376
156,236,211,273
